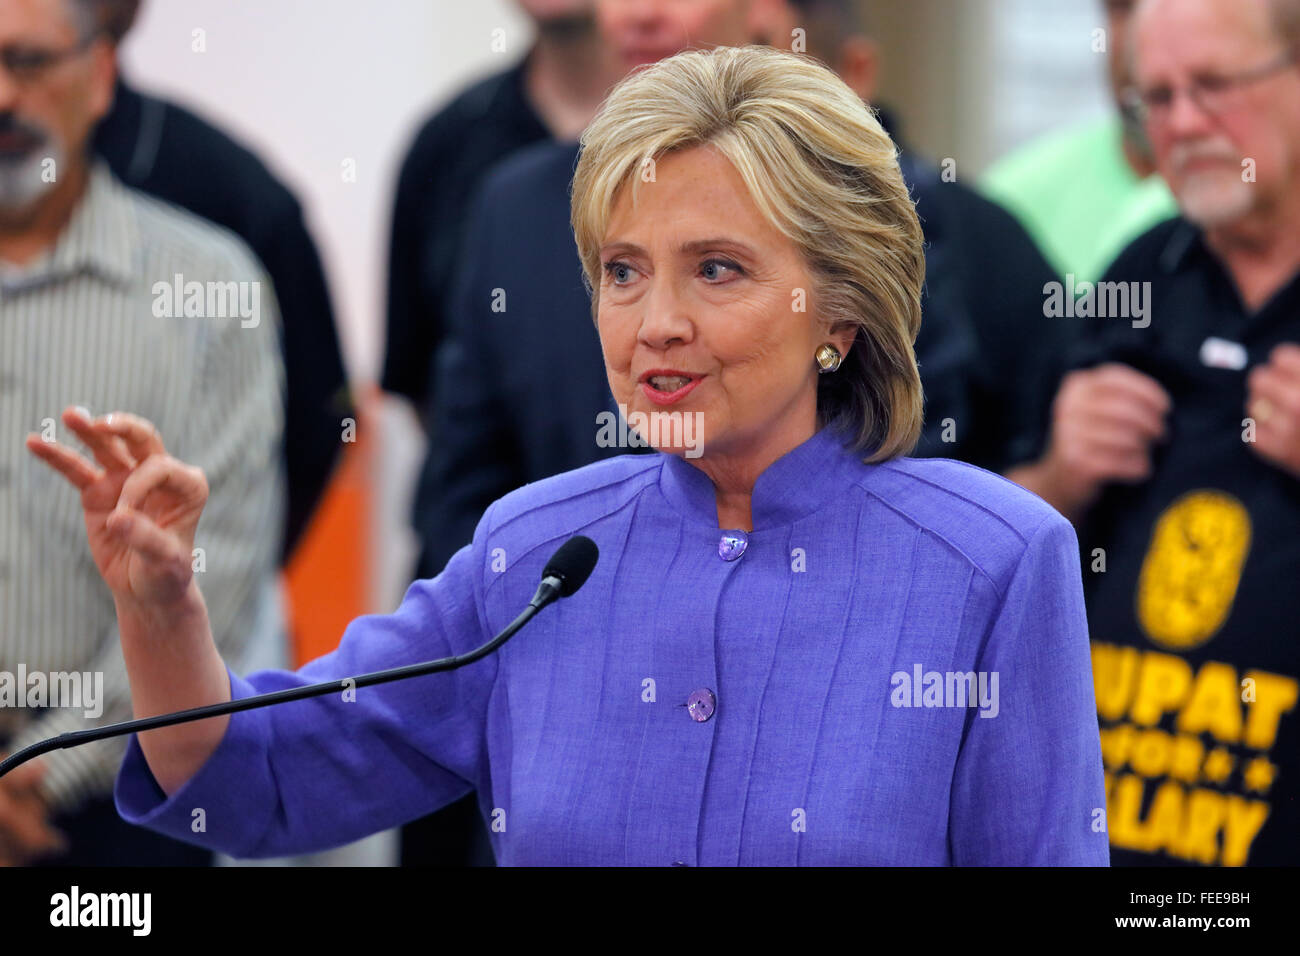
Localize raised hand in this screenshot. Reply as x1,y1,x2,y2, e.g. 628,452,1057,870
26,407,209,608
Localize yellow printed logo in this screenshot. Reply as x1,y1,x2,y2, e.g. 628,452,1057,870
1136,491,1252,649
1092,643,1299,864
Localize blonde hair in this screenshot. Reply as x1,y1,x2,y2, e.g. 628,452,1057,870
571,44,925,462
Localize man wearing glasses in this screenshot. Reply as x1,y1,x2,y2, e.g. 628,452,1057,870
981,0,1177,286
0,0,283,866
1012,0,1300,866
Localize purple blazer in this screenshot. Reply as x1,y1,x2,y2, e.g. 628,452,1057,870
116,423,1109,865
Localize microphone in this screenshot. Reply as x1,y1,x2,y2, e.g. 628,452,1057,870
0,535,599,780
532,534,600,605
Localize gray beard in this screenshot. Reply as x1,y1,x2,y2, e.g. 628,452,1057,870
0,146,62,213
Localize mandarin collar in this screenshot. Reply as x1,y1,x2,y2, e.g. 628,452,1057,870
657,421,867,530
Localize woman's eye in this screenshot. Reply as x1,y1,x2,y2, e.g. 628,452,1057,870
602,261,634,285
701,258,743,282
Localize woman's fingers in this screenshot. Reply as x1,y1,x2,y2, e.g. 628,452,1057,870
24,433,101,490
62,407,135,473
27,408,170,491
117,453,207,515
106,506,188,568
96,411,167,463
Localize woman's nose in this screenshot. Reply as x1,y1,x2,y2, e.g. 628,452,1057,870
637,278,694,349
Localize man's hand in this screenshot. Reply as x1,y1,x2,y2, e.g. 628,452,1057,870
1009,363,1171,521
0,754,66,866
1246,343,1300,479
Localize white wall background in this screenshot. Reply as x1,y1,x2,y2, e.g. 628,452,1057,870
118,0,536,384
869,0,1112,177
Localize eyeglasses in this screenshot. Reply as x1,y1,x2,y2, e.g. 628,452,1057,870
0,33,98,86
1123,50,1297,125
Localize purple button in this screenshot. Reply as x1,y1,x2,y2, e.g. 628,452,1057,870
686,688,716,722
718,530,748,561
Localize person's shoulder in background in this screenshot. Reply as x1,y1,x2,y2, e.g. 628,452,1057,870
466,138,581,225
1097,215,1191,282
95,79,305,243
447,137,587,329
404,58,544,155
382,57,552,405
110,166,274,295
981,115,1122,190
391,57,550,206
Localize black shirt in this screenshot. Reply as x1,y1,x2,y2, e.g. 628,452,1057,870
94,78,352,562
894,144,1065,472
381,51,551,414
1069,218,1300,866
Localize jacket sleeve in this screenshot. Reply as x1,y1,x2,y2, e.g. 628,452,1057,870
114,500,501,860
948,512,1110,865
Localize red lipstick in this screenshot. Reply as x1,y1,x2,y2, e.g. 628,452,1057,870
638,369,703,406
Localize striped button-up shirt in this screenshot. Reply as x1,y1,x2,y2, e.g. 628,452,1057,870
0,161,285,814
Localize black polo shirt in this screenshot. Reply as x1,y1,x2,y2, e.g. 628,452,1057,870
1069,218,1300,866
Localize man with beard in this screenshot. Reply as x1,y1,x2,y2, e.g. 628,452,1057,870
1012,0,1300,866
0,0,283,866
981,0,1177,285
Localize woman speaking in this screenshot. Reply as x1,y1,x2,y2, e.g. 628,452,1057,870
27,45,1107,866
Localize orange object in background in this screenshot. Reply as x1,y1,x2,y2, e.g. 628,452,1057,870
283,388,375,667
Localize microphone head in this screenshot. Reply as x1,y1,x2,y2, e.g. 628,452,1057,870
542,535,599,597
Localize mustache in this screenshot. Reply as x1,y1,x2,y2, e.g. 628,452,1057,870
1169,138,1239,172
0,112,50,150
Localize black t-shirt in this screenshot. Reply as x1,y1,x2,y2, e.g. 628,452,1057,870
1070,218,1300,866
381,52,551,413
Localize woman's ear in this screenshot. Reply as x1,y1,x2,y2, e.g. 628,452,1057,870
826,321,859,362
